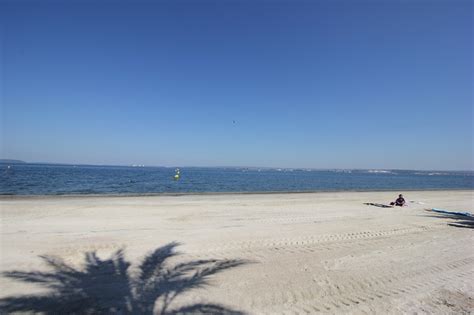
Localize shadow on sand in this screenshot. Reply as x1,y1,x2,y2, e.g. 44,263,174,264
0,242,248,314
424,210,474,229
363,202,393,208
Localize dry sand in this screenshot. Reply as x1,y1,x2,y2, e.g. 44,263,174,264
0,190,473,314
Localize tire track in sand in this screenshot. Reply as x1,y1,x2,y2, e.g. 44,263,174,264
256,256,474,314
187,225,443,260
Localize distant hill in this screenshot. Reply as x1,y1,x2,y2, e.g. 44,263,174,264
0,159,26,164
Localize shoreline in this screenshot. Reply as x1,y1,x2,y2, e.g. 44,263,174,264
1,188,473,199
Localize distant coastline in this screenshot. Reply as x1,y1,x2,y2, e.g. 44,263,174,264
0,161,472,173
0,159,26,164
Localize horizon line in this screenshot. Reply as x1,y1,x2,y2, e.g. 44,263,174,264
0,159,472,173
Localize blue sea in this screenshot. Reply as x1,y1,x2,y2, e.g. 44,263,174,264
1,164,473,195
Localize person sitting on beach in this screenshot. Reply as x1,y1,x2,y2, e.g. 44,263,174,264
390,194,406,207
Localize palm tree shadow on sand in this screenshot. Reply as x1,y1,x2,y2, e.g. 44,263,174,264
424,210,474,229
0,242,248,314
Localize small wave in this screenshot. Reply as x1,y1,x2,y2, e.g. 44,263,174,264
367,170,394,174
415,172,449,176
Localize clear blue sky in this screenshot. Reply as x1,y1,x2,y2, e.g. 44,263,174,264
1,0,472,170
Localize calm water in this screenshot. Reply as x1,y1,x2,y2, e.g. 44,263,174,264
1,164,473,195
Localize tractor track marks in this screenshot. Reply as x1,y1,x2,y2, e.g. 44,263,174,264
186,225,443,260
254,257,474,314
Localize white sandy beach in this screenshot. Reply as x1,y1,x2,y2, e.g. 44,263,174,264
0,190,473,314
